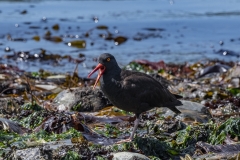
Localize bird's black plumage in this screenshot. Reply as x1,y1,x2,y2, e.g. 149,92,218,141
88,53,182,142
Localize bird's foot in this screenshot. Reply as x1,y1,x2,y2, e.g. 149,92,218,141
115,138,132,144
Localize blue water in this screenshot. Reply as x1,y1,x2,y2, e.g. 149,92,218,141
0,0,240,76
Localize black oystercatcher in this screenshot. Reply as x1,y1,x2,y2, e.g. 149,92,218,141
88,53,182,142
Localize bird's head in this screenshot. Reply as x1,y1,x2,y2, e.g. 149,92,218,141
88,53,118,88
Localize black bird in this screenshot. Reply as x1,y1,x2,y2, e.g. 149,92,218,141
88,53,182,142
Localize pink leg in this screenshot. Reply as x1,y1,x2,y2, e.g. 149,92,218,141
115,116,140,144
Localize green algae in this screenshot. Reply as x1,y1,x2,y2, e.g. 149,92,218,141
61,151,80,160
0,128,81,150
209,118,240,145
94,124,120,138
21,102,42,111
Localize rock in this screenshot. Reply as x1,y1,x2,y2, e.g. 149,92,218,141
46,74,66,79
227,65,240,78
196,141,240,153
0,97,23,117
6,139,112,159
35,84,59,91
214,49,239,57
15,148,42,160
113,152,150,160
224,65,240,88
193,142,240,160
162,100,212,123
0,118,29,134
230,78,239,88
198,64,230,78
0,74,6,80
52,87,112,112
9,140,72,160
225,65,240,87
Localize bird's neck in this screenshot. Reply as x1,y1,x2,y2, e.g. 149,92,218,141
100,66,122,93
102,66,121,82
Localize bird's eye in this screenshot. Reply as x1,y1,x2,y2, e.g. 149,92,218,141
106,57,110,62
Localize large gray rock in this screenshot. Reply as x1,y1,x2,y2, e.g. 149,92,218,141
52,87,111,112
162,100,212,123
113,152,150,160
226,65,240,79
225,65,240,88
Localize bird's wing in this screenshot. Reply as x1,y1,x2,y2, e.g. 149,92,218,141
121,71,180,107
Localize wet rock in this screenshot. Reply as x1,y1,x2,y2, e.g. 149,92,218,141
0,118,29,134
35,84,59,91
161,100,212,123
198,63,230,78
195,153,240,160
228,78,240,88
8,140,72,160
196,141,240,153
15,148,42,160
67,40,86,48
226,65,240,79
114,36,127,45
224,65,240,88
214,49,239,57
0,97,23,116
0,81,29,95
154,118,184,133
194,141,240,160
0,74,5,79
5,140,111,159
112,152,149,160
52,87,111,112
45,74,66,85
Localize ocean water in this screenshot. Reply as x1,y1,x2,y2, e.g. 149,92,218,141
0,0,240,76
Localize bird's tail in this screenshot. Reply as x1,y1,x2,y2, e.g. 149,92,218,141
168,106,181,114
163,99,182,114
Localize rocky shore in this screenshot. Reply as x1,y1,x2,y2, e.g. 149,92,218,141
0,60,239,159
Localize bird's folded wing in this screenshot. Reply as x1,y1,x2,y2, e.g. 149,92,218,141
121,74,178,105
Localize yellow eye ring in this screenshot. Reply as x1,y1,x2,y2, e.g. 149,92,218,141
106,58,110,61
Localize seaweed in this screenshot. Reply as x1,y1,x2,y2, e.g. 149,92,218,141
209,118,240,145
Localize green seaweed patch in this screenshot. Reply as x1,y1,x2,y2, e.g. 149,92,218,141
32,128,81,142
94,124,120,138
134,136,173,158
209,118,240,145
228,88,240,96
173,124,210,149
95,156,106,160
0,130,19,148
175,126,192,146
0,128,81,150
146,123,210,158
72,102,82,111
21,102,42,111
149,157,161,160
61,151,80,160
30,70,52,78
124,62,153,73
17,111,45,129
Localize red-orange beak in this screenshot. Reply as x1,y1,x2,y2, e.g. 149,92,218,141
88,63,105,89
